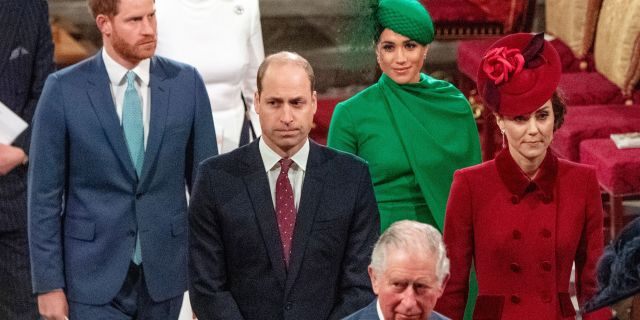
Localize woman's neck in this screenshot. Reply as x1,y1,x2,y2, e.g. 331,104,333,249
509,148,546,179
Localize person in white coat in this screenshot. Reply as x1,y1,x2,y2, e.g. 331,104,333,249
156,0,264,153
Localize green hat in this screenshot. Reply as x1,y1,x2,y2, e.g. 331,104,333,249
377,0,435,45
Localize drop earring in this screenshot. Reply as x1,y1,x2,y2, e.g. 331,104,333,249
501,130,506,148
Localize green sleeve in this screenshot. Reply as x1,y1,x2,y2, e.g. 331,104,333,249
327,102,358,155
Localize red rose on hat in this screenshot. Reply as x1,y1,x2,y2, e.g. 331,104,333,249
482,47,525,85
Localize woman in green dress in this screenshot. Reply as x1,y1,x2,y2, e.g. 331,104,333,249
327,0,481,232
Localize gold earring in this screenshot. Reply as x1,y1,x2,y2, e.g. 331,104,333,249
501,130,506,148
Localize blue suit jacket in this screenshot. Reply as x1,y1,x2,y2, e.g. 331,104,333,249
189,140,380,319
0,0,54,231
28,52,217,304
343,300,451,320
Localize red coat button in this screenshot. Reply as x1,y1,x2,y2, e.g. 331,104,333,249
512,230,522,240
510,263,521,273
541,292,552,303
541,261,552,272
511,195,520,204
511,295,521,304
541,229,552,238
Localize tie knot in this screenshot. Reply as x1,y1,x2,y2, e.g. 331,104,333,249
126,71,137,87
279,158,293,174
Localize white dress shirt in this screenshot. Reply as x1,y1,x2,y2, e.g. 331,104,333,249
259,138,309,210
102,49,151,147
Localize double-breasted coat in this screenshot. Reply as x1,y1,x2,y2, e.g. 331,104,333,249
436,149,610,320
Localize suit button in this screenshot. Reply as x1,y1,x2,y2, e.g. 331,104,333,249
510,263,521,273
128,230,136,237
511,195,520,204
136,193,143,199
511,295,521,304
512,230,522,240
540,229,552,238
284,302,292,311
541,261,552,272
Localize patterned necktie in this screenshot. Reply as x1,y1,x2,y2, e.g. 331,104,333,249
276,158,297,267
122,70,144,265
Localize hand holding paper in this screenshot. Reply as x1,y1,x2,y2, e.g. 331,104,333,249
0,100,28,144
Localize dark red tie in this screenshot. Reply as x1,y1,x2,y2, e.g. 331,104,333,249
276,158,297,267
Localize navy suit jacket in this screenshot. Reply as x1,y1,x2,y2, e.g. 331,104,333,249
0,0,54,231
189,140,380,320
343,300,450,320
28,52,217,304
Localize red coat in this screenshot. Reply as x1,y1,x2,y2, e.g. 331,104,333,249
436,150,610,320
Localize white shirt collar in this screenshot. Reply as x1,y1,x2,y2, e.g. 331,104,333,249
102,48,150,86
376,299,385,320
259,138,309,172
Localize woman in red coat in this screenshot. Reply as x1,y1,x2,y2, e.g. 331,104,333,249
436,33,610,320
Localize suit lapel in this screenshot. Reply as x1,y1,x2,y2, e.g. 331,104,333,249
86,52,137,181
285,141,328,297
242,142,287,289
0,1,22,76
138,56,170,190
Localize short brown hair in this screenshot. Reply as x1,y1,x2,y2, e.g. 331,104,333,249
256,51,315,94
87,0,120,18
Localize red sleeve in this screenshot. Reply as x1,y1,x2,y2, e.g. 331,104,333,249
577,169,611,320
436,170,474,320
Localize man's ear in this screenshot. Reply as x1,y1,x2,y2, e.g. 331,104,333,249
254,92,261,114
368,266,380,295
311,91,317,115
96,14,112,36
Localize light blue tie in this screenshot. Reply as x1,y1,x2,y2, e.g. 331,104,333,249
122,70,144,264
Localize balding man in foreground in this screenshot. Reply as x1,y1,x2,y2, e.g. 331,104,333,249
188,51,380,320
344,220,451,320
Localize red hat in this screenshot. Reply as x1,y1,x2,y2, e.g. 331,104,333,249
477,33,562,116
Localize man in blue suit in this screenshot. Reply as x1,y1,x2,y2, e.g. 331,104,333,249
27,0,217,318
0,0,54,318
188,52,380,319
343,221,451,320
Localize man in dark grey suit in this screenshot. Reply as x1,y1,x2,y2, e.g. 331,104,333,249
28,0,217,319
0,0,54,318
189,51,380,320
344,221,451,320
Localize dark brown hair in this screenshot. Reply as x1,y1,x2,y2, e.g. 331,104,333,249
256,52,315,94
551,90,567,130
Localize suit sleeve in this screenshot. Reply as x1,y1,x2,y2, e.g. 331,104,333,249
577,169,611,320
188,163,245,320
436,170,474,320
327,102,358,155
27,74,67,293
328,163,379,319
13,0,55,154
186,69,217,191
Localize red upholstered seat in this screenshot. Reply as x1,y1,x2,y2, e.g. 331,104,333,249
551,105,640,161
424,0,502,25
580,138,640,238
548,39,596,73
558,72,627,106
310,98,344,145
580,138,640,195
457,37,500,82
